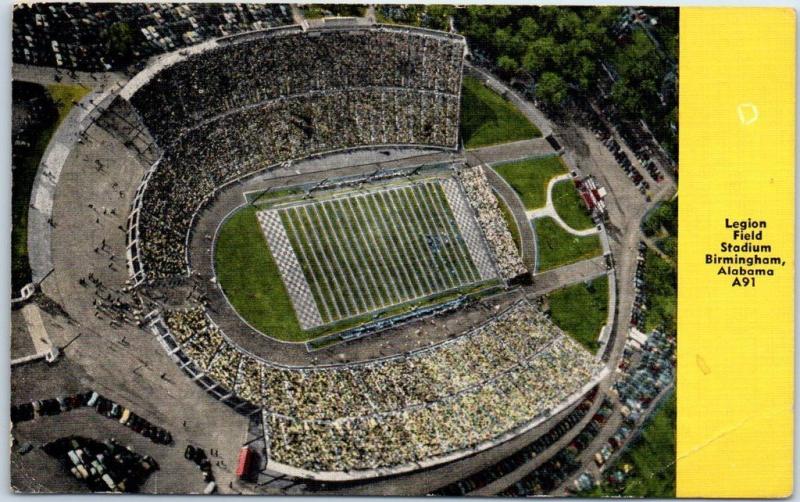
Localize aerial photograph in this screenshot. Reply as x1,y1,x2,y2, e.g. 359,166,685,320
10,3,678,496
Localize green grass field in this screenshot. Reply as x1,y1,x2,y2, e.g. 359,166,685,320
12,83,89,291
547,276,608,353
215,206,309,341
493,156,567,210
278,182,480,324
551,179,595,231
47,84,90,123
643,248,677,334
533,217,602,272
460,76,540,149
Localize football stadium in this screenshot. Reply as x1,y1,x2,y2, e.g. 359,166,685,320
11,5,677,495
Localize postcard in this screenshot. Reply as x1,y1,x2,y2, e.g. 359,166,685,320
8,3,794,497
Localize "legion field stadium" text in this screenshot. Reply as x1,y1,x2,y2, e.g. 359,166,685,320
704,218,783,286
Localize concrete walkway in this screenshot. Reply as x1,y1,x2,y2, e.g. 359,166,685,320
27,83,121,282
466,138,556,166
527,174,600,237
13,63,125,89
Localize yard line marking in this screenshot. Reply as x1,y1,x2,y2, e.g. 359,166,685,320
380,190,438,295
345,196,405,304
397,187,451,290
332,198,390,308
298,205,356,317
375,190,434,296
363,193,424,300
312,202,374,313
424,182,480,283
281,209,339,322
415,182,472,286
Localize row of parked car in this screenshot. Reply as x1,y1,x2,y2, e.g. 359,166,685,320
11,391,172,445
613,117,668,183
580,106,652,195
501,399,615,496
42,436,158,493
185,445,217,494
630,242,649,331
432,388,599,496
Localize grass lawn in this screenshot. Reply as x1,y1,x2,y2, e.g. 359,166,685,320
493,156,567,210
11,83,89,291
547,276,608,353
216,206,498,342
533,217,602,272
460,76,540,149
551,179,595,231
643,248,677,334
215,206,310,342
302,4,366,19
47,84,90,123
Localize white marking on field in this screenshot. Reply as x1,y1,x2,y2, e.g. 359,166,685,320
256,210,323,329
440,179,499,281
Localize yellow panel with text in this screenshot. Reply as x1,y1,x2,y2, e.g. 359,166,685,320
677,8,794,498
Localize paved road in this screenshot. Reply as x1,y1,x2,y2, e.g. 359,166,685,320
527,256,609,297
466,138,556,165
13,63,125,89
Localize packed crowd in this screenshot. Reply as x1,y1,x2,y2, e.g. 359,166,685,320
457,166,527,280
135,88,460,278
13,3,291,71
128,28,464,280
161,301,601,472
130,28,465,143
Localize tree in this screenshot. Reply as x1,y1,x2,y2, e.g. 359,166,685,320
496,55,519,76
521,37,556,74
536,72,568,107
104,22,134,65
493,27,514,54
424,5,454,30
516,17,541,44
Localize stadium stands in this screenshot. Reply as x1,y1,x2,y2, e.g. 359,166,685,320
457,165,527,279
130,28,465,143
158,300,602,475
12,3,292,71
125,26,465,281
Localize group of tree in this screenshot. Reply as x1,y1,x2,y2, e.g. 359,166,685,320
453,6,678,156
455,7,621,99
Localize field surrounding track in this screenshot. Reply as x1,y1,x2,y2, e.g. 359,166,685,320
214,206,311,341
460,76,541,149
267,179,494,326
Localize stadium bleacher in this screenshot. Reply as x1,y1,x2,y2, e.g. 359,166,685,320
126,26,465,281
160,300,602,474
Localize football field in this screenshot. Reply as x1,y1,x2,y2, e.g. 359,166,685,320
258,179,498,327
